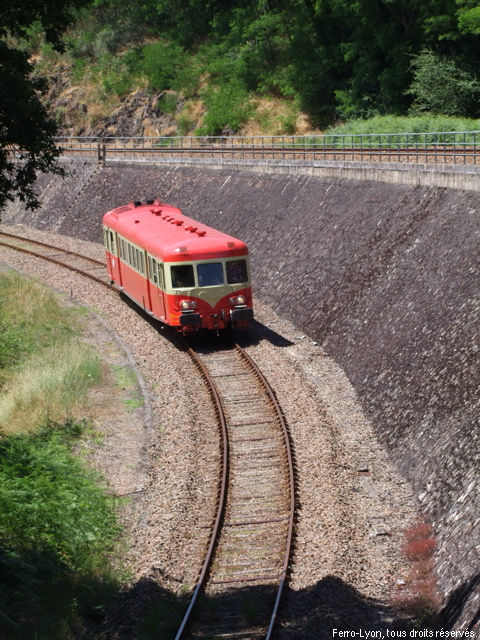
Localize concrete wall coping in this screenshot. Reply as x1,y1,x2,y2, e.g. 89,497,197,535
64,153,480,191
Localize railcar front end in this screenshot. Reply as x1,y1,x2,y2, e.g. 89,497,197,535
163,256,253,332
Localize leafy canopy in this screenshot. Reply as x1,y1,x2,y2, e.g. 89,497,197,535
0,0,89,211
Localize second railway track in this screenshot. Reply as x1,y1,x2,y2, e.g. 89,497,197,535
0,229,296,639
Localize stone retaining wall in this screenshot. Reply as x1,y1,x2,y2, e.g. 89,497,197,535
3,160,479,627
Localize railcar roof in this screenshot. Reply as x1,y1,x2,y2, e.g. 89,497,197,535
103,201,248,261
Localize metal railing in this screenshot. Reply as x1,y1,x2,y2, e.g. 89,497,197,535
56,131,480,165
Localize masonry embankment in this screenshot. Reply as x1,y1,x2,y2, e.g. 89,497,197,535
3,159,479,628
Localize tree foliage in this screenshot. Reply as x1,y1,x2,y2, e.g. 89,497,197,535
0,0,88,210
87,0,479,124
408,49,480,116
20,0,480,138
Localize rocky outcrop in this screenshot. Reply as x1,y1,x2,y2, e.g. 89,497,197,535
40,61,185,137
83,89,182,138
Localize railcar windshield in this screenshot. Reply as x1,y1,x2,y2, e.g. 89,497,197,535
197,262,224,287
226,259,248,284
171,264,195,288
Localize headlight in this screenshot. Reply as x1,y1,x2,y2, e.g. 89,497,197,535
180,299,197,310
229,295,246,306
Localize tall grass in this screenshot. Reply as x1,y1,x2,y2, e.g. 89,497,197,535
0,273,101,433
0,340,101,434
325,114,480,136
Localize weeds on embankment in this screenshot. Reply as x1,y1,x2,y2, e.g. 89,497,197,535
393,517,441,627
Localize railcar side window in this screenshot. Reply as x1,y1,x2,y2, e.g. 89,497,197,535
171,265,195,288
226,260,248,284
158,263,164,288
109,231,116,255
197,262,224,286
152,258,158,284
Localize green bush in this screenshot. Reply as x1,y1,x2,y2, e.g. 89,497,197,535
407,50,480,118
0,420,122,638
157,92,178,114
177,114,193,135
133,41,187,91
197,81,253,135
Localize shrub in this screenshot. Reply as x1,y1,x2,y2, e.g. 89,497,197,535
132,41,187,91
0,420,122,638
407,50,480,118
392,517,440,624
197,81,253,135
158,92,178,114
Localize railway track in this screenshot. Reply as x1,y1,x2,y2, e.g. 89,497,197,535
0,230,112,288
57,136,480,166
177,342,295,639
0,230,296,639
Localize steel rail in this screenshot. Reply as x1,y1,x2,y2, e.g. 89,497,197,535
234,345,295,640
0,239,112,289
173,344,230,640
173,342,296,639
0,231,103,266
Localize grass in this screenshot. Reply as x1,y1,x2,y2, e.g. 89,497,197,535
0,420,123,639
324,114,480,143
111,364,143,412
0,272,125,638
0,340,101,434
0,272,101,434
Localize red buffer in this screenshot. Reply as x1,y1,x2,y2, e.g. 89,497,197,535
103,199,253,333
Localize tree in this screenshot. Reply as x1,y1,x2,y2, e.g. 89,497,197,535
0,0,88,211
407,49,480,116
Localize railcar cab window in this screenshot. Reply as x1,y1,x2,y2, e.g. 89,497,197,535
171,264,195,288
226,260,248,284
197,262,224,287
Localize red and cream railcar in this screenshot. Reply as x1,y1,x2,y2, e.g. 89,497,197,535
103,200,253,333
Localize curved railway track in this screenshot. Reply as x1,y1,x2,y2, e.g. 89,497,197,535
0,230,113,288
0,230,296,639
177,342,295,639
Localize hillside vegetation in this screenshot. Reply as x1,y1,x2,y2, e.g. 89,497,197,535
18,1,480,136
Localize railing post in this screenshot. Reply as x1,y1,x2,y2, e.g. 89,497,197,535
97,138,106,164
